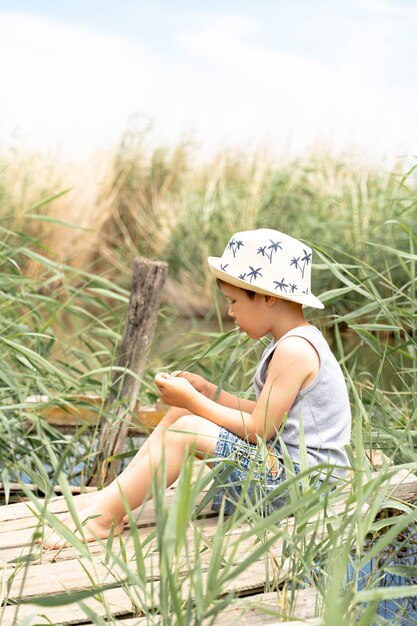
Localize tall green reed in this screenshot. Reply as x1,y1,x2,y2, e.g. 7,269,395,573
1,145,417,623
0,218,129,492
4,137,414,314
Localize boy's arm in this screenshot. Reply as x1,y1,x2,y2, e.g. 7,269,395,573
172,371,256,414
206,383,257,414
155,337,319,443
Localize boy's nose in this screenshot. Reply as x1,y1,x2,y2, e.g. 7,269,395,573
228,304,235,318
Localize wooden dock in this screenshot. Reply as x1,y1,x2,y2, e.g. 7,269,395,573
1,468,417,625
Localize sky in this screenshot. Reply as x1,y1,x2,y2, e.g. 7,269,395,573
1,0,417,162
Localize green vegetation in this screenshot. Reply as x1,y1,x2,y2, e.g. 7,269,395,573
0,139,416,624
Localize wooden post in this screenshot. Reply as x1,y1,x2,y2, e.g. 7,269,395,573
89,257,167,486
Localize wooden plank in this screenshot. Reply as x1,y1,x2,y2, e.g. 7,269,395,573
1,510,306,607
274,621,322,626
114,590,322,625
0,588,322,626
117,614,324,625
0,491,96,524
1,466,415,538
0,490,354,566
2,516,283,597
3,464,414,525
2,468,416,575
0,560,320,625
0,553,236,610
24,395,167,433
0,493,395,608
0,482,97,496
0,585,144,626
0,468,211,524
0,512,220,565
1,469,416,624
0,487,216,558
119,618,324,626
2,551,157,603
203,589,321,625
0,461,213,533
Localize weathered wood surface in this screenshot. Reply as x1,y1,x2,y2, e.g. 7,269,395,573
117,613,323,626
1,469,416,625
24,396,167,434
117,617,323,626
90,257,167,486
115,591,322,625
1,587,322,626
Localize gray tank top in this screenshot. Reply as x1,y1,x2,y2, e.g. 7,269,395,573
253,325,351,478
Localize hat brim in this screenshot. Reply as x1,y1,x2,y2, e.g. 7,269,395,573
207,256,325,309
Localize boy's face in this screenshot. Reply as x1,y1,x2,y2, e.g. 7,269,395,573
220,283,276,339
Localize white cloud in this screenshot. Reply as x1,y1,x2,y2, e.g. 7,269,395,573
0,8,416,162
174,12,417,159
356,0,417,20
0,12,168,156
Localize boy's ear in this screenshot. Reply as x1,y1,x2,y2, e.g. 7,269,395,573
264,295,278,307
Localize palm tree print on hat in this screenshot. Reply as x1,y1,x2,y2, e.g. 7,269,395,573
220,263,229,271
300,249,312,278
290,256,300,271
289,283,298,293
238,273,247,280
291,249,312,279
273,277,289,293
268,239,283,254
257,240,282,263
227,239,244,258
247,266,263,283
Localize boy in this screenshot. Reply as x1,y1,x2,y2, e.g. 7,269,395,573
43,228,351,548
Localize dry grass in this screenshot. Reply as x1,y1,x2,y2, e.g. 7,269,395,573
1,136,415,314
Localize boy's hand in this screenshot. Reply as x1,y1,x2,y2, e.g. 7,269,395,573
171,371,210,397
154,372,199,408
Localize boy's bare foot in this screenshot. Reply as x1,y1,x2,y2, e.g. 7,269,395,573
42,503,125,550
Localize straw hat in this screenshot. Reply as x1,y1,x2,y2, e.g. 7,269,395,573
207,228,324,309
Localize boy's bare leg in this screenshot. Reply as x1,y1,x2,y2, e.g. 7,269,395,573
67,406,189,509
43,415,220,549
120,406,192,522
126,405,190,469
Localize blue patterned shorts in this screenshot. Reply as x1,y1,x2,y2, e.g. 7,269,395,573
211,427,301,516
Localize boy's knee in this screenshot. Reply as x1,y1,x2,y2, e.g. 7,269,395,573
166,414,218,457
170,414,202,436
